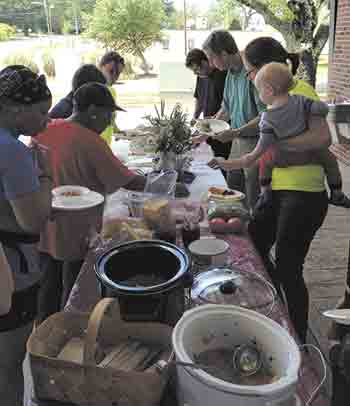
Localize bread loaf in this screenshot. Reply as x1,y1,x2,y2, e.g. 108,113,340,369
143,199,171,228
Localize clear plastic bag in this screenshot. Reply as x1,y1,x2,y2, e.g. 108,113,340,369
207,199,250,222
144,170,178,198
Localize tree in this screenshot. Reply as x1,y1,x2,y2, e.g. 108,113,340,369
49,0,96,34
211,0,255,31
162,0,177,29
88,0,165,74
163,0,175,17
232,0,330,87
0,0,46,34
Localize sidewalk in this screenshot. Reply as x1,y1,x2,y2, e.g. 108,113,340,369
306,160,350,353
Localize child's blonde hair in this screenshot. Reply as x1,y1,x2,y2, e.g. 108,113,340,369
255,62,294,96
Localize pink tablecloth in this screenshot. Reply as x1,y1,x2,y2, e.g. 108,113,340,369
66,231,329,406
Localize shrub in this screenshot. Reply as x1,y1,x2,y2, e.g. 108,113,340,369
82,49,104,65
119,58,136,80
2,52,39,74
42,51,56,77
0,23,16,42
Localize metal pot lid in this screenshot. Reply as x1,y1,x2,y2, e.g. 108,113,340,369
190,267,275,316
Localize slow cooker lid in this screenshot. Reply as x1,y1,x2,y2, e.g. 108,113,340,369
191,267,275,315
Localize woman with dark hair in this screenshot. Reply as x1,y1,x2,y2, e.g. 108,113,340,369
0,65,52,404
244,37,301,77
36,82,146,324
242,37,333,343
49,64,107,119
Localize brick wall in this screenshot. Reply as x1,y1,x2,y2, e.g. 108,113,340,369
328,0,350,100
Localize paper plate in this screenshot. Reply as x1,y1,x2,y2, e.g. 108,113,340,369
323,308,350,325
52,191,105,211
126,156,155,168
52,185,90,197
207,186,245,202
195,119,230,134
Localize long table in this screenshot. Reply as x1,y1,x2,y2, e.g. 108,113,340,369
24,144,329,406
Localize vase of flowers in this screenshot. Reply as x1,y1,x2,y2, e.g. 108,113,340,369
145,101,192,174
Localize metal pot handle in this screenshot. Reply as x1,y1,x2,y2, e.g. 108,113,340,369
298,344,327,406
183,272,194,288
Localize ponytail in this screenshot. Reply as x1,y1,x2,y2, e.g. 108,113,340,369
287,53,300,76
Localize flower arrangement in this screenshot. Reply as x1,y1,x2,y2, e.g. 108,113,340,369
144,100,192,155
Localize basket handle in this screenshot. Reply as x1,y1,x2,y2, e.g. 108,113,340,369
83,298,122,366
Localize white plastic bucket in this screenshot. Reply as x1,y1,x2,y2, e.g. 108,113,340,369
172,305,301,406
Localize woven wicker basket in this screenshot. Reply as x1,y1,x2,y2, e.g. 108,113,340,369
27,298,172,406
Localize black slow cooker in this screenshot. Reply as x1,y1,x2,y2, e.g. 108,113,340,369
95,240,192,325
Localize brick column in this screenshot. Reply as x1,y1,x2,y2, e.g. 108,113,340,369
328,0,350,101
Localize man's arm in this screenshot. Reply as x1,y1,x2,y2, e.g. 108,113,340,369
214,107,229,121
123,174,147,191
10,176,52,234
214,116,260,143
5,145,52,234
208,138,268,170
193,98,202,120
279,116,332,152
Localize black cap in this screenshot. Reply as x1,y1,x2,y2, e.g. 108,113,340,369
73,82,126,112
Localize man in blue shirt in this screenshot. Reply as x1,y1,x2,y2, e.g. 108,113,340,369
202,30,266,209
0,65,52,405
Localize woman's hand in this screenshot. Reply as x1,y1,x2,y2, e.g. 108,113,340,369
192,133,209,145
208,157,236,170
280,116,332,152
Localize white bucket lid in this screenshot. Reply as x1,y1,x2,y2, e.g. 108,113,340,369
188,238,229,257
172,304,301,397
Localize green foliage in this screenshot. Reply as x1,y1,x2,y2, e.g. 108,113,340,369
62,19,73,35
0,0,46,34
229,17,242,30
162,0,175,17
0,0,96,34
119,58,136,80
42,50,56,77
264,0,294,22
2,52,39,74
88,0,165,57
82,49,104,65
0,23,16,41
145,101,192,155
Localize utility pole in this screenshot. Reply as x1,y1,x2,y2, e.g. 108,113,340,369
32,1,50,34
72,0,80,35
184,0,187,56
43,0,51,34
